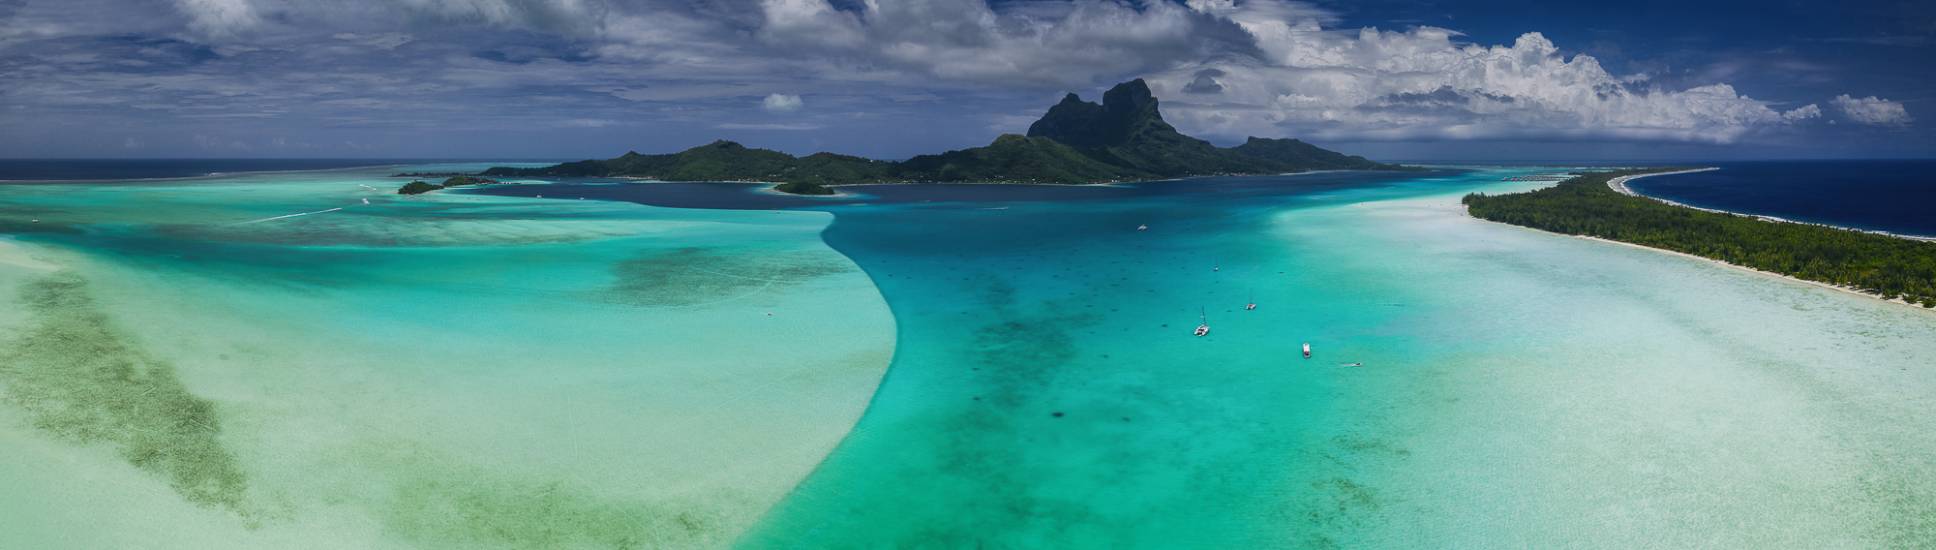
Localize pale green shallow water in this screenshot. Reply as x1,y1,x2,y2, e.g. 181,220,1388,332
0,167,895,548
2,166,1933,548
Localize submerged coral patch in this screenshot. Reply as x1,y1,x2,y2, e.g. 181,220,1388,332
603,246,852,307
384,471,726,549
0,273,250,514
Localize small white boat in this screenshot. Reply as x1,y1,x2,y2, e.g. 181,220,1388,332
361,198,370,205
1245,291,1256,311
1302,342,1311,359
1137,224,1148,231
1194,307,1210,337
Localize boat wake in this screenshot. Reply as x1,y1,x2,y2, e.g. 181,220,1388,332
228,207,344,226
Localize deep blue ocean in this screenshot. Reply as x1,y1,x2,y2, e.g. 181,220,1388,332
1624,160,1936,237
9,158,1931,238
0,159,535,181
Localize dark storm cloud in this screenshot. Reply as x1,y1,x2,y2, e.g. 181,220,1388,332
1183,68,1225,94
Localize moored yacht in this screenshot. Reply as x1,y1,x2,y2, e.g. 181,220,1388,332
1194,307,1210,337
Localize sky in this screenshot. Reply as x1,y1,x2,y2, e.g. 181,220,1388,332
0,0,1929,161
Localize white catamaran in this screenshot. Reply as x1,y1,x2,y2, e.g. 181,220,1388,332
1194,307,1210,337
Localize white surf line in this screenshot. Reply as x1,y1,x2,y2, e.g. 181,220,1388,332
1605,167,1718,197
1608,167,1936,242
227,207,343,226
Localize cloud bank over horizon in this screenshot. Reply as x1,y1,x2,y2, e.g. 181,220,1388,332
0,0,1927,158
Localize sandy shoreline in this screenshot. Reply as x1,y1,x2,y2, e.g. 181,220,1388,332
0,238,58,271
1573,234,1927,310
1474,166,1930,309
1607,167,1936,242
1604,167,1719,196
1464,207,1930,311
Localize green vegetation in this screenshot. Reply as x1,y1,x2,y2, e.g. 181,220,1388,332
1023,81,1402,176
440,175,493,187
484,79,1407,194
396,175,499,195
897,134,1146,183
0,273,251,513
1464,169,1936,307
397,180,440,195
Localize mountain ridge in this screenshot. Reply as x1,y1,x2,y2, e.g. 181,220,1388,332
482,79,1408,194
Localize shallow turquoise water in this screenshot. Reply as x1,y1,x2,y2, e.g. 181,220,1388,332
4,166,1934,548
734,169,1936,547
0,166,895,548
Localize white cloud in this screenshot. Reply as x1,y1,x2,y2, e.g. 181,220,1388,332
331,32,413,50
1831,94,1912,125
750,0,1252,87
762,93,803,112
5,0,1912,157
1139,4,1829,144
730,0,1838,143
173,0,261,37
1782,104,1822,121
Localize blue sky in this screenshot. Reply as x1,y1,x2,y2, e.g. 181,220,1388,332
1,0,1928,161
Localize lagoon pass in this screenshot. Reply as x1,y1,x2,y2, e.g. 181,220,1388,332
2,164,1933,548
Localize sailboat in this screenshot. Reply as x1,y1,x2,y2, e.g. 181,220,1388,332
1245,291,1257,311
1194,307,1210,337
1302,342,1312,359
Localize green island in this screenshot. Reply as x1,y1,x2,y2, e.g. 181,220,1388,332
1464,168,1936,308
482,79,1411,194
396,175,499,195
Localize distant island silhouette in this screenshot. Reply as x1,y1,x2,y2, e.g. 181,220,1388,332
481,79,1408,195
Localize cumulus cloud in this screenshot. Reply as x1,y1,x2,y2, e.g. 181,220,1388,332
749,0,1257,87
730,0,1837,143
0,0,1911,157
331,32,413,50
173,0,262,37
762,93,803,112
1831,94,1912,125
1136,4,1827,143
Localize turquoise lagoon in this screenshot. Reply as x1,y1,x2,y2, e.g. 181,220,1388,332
0,166,895,548
3,165,1934,547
